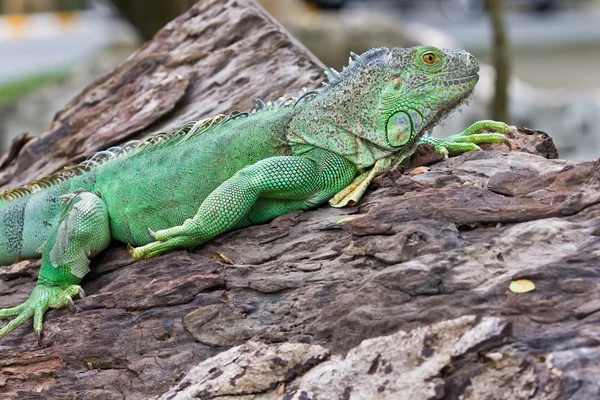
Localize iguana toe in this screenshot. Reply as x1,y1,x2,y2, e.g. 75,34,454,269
421,119,510,157
130,236,191,259
459,120,511,136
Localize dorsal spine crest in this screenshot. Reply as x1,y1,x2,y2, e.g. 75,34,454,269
0,51,369,203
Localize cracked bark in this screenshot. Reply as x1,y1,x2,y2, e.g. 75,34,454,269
0,1,599,399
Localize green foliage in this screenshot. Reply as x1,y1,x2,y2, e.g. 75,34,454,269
0,70,70,104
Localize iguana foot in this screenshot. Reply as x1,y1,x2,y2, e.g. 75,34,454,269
0,284,84,343
134,218,205,259
329,158,393,208
420,120,510,157
130,236,192,259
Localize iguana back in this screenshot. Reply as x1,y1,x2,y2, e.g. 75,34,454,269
95,107,296,245
0,106,296,262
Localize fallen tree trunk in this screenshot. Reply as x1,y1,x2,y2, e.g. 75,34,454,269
0,1,599,399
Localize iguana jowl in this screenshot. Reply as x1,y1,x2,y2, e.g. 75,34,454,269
0,46,510,342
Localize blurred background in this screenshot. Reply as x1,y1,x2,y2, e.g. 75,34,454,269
0,0,599,160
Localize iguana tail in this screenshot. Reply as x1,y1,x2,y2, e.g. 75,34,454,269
0,188,63,264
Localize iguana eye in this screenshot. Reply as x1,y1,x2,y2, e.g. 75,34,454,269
422,52,436,65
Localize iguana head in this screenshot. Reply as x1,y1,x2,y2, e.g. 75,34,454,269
289,46,480,167
375,46,479,147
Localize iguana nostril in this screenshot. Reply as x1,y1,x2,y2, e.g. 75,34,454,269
468,54,479,70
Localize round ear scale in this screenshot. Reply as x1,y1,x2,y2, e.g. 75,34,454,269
386,111,412,147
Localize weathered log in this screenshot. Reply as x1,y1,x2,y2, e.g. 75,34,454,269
1,1,599,399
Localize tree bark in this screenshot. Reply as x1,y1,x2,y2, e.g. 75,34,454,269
111,0,198,41
0,1,599,399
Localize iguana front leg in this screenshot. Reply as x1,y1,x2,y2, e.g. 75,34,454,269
329,120,510,208
420,120,510,157
131,150,357,259
329,157,394,208
0,191,111,342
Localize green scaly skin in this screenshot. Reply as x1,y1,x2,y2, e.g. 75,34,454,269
0,46,510,342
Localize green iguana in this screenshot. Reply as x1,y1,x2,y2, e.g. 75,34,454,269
0,46,509,342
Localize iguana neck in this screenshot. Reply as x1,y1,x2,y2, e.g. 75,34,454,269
287,84,399,170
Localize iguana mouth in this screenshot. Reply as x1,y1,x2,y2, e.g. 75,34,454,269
413,73,478,90
438,73,479,85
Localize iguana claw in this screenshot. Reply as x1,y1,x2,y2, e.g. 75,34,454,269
147,227,157,239
68,297,77,313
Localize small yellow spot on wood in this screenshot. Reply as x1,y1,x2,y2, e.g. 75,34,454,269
410,166,430,175
509,279,535,293
336,216,357,224
212,252,234,264
551,367,563,377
